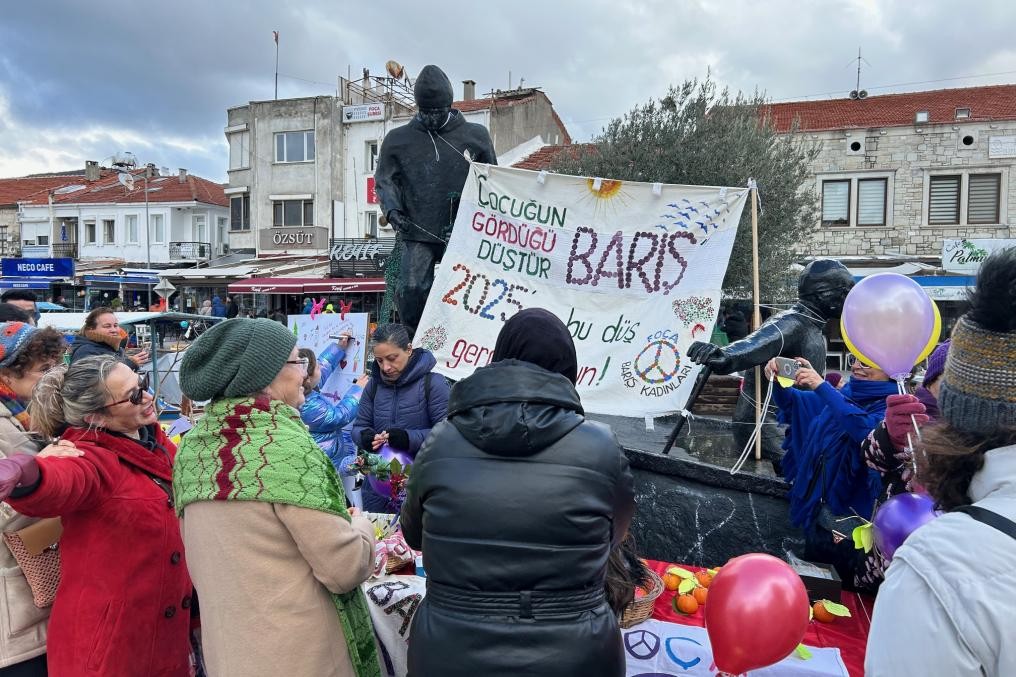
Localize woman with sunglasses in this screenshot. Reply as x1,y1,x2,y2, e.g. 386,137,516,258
765,352,898,587
0,322,70,676
0,356,192,676
174,318,378,677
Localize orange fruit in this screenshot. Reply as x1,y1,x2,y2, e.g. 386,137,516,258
674,594,699,615
694,572,713,588
813,601,836,623
692,586,708,605
663,572,681,592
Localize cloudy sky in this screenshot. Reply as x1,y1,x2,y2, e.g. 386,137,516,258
3,1,1015,181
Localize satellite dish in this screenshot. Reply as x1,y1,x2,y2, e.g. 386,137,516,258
386,60,404,79
849,90,859,100
858,90,868,99
117,172,135,191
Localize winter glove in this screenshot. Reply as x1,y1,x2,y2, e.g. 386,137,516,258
884,394,929,450
359,428,377,452
386,210,409,236
0,454,40,501
386,428,411,451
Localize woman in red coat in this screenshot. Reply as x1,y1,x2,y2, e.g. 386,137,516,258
0,355,191,677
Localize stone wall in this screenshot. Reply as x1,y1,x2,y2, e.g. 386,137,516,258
788,119,1016,257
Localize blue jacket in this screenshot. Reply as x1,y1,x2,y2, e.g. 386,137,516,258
210,296,227,318
775,379,898,529
299,343,362,467
352,348,450,457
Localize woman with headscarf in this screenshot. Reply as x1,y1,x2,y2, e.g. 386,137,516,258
866,249,1016,677
400,308,635,677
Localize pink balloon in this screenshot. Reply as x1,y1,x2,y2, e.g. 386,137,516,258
841,274,936,380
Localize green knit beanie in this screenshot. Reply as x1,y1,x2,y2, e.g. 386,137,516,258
180,318,297,401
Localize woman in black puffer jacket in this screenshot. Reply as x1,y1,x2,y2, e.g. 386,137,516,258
400,308,635,677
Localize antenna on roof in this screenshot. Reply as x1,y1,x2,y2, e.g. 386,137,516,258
848,47,871,100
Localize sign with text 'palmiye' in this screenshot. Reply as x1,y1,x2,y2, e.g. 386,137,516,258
416,164,748,417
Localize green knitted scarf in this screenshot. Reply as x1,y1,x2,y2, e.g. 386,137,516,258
174,396,380,677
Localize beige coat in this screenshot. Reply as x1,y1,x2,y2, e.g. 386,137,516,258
0,408,49,667
180,500,376,677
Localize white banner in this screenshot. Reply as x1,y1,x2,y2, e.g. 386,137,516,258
416,164,748,417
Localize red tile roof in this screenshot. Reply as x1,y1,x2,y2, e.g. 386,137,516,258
14,171,227,208
512,144,595,171
454,90,538,113
0,176,85,206
764,83,1016,133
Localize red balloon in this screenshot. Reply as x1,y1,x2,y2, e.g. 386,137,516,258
704,553,810,675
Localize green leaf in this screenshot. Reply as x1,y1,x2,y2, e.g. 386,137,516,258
852,523,873,553
706,568,719,577
795,644,813,660
667,567,695,579
389,459,403,475
820,601,852,618
678,579,697,594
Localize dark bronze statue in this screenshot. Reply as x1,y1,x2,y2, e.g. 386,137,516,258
375,64,497,333
687,260,855,463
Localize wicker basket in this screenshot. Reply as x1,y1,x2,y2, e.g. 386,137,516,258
620,569,664,628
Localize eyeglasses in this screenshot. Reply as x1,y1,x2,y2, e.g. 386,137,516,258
286,358,310,371
106,373,150,408
846,354,873,369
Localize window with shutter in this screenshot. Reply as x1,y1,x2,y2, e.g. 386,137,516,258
928,175,960,225
967,174,1001,224
857,179,887,226
822,180,850,226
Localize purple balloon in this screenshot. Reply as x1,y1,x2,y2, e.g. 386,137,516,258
873,492,940,561
367,444,413,498
841,273,936,380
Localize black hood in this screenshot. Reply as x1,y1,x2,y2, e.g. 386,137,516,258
448,360,584,457
414,65,454,108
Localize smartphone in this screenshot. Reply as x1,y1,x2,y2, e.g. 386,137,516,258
773,357,801,379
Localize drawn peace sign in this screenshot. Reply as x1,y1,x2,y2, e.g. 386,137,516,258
634,339,682,384
624,629,661,660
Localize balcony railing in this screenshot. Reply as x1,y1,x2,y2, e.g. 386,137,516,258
51,243,78,259
169,242,211,261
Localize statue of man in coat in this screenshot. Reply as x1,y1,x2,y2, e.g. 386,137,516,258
686,259,855,465
375,64,498,333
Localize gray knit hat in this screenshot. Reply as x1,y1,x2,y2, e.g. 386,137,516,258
938,318,1016,434
180,318,297,401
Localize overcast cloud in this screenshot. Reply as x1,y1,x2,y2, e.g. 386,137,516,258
2,0,1015,181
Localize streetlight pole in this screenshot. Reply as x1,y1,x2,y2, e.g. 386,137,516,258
144,164,152,308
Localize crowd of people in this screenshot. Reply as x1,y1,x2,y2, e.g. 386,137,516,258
0,249,1006,676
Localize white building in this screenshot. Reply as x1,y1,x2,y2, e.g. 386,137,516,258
16,164,230,265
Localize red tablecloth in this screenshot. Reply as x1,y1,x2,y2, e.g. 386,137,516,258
646,560,873,677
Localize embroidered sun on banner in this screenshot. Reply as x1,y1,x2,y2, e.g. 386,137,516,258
416,164,749,417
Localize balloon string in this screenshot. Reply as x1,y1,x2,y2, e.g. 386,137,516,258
897,378,924,479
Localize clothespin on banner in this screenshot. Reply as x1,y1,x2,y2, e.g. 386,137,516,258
718,187,728,199
652,182,663,196
644,416,655,431
592,177,603,191
537,170,548,185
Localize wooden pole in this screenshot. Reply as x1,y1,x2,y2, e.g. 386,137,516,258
751,184,762,461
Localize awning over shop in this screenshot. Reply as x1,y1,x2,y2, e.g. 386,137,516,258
910,275,976,301
228,277,386,295
0,278,59,290
83,274,160,288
